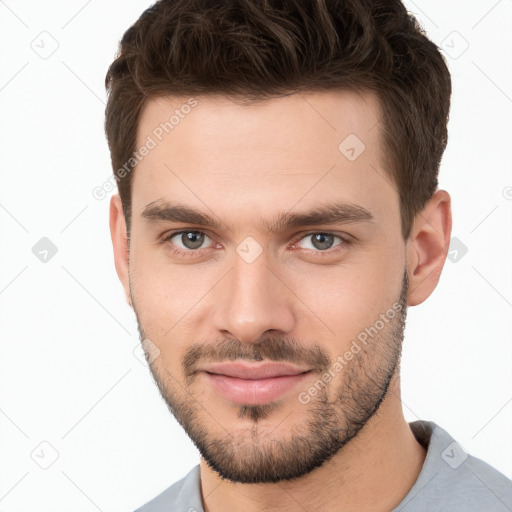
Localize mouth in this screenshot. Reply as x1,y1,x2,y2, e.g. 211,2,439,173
200,361,312,405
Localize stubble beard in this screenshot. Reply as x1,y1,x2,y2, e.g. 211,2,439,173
133,271,409,484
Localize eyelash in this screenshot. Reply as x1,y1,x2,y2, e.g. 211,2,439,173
161,230,352,259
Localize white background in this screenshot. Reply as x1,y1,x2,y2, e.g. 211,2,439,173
0,1,511,511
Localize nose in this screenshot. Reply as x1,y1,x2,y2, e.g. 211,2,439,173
212,251,296,343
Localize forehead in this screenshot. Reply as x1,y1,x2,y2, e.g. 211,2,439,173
132,91,398,229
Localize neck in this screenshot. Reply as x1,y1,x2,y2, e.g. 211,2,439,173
199,373,427,512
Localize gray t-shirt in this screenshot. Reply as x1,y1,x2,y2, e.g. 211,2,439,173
135,420,512,511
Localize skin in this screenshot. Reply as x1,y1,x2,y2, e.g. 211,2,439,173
110,91,452,511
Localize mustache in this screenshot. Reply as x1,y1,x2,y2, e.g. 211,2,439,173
183,337,331,379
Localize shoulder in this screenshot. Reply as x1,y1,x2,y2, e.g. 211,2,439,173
134,465,203,512
396,420,512,512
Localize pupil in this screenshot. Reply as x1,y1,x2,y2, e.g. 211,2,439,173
312,233,333,250
182,231,204,249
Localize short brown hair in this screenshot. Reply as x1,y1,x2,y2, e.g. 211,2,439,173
104,0,451,239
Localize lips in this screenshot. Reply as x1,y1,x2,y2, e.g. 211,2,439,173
200,361,312,405
203,361,310,379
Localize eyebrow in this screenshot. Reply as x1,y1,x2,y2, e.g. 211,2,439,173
141,200,374,232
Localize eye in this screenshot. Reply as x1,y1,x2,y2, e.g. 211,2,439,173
296,233,346,251
161,230,350,259
165,230,213,251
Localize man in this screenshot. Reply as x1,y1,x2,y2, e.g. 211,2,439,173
105,1,512,510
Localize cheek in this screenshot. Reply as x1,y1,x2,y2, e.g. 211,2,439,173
286,251,403,345
130,268,191,376
130,244,210,314
129,226,405,360
129,247,225,361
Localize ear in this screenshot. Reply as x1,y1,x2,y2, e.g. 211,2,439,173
109,194,132,307
406,189,452,306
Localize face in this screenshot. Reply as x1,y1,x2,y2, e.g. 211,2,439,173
126,91,409,483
